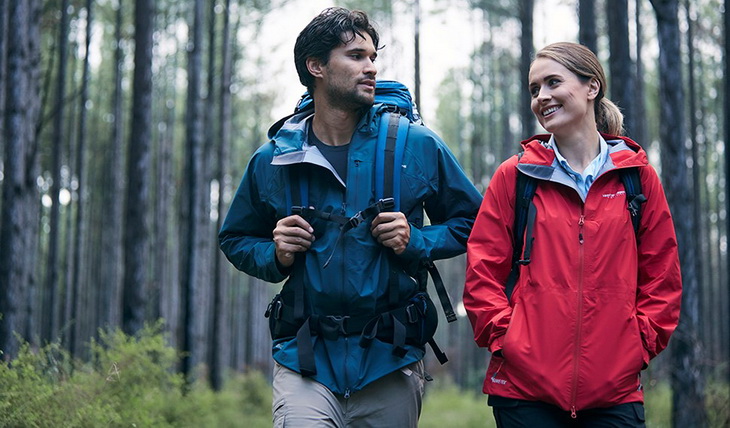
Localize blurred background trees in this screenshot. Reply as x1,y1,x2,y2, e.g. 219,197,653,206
0,0,728,423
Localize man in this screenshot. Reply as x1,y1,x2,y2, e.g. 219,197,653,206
219,7,481,427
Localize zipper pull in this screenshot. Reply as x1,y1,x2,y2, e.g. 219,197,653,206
578,215,585,244
571,406,577,419
344,388,351,399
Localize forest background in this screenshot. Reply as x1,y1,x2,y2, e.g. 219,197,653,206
0,0,729,426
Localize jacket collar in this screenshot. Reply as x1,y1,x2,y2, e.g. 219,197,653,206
518,132,648,172
267,104,386,157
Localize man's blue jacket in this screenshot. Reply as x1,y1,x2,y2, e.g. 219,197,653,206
219,103,482,396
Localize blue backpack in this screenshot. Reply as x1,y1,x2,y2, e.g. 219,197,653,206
267,81,454,376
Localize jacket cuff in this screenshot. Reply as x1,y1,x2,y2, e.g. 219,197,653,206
398,224,424,266
262,244,289,283
489,335,505,357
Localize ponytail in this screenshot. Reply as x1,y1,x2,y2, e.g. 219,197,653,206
596,97,624,136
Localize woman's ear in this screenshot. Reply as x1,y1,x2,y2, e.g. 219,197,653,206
307,57,323,79
587,78,600,100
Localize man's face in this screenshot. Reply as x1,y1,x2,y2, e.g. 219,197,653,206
316,31,378,110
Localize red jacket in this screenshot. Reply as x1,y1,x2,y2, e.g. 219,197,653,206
464,134,682,413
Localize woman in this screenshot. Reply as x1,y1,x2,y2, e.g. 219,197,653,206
463,42,682,426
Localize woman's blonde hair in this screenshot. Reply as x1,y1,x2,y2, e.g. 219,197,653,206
533,42,624,136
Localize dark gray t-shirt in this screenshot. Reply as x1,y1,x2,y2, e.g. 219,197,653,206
309,124,349,182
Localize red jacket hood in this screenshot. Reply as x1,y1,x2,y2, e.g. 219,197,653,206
518,133,648,170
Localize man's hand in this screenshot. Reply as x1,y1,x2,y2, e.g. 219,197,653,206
273,215,315,268
370,212,410,255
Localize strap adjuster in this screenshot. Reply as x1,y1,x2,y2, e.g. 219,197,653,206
347,212,364,229
405,305,419,323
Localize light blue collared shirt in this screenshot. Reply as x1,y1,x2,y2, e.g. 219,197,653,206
550,133,609,199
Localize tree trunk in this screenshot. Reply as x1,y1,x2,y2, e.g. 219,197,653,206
519,0,534,137
100,0,125,333
0,0,7,152
578,0,598,53
155,1,181,349
123,0,155,336
606,0,635,135
684,0,711,384
723,0,730,384
414,0,421,112
649,0,707,425
182,0,205,381
46,0,70,345
211,0,234,391
0,0,41,360
633,0,648,148
69,0,93,358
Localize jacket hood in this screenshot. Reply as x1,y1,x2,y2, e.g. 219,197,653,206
518,133,649,170
266,104,387,156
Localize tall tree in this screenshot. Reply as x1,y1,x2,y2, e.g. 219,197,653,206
211,0,234,391
519,0,534,137
683,3,707,371
46,0,70,344
633,0,648,148
123,0,155,336
724,0,730,389
606,0,635,135
0,0,41,360
649,0,707,426
154,0,181,349
0,0,7,151
100,0,125,332
69,0,94,358
578,0,598,53
414,0,421,110
182,0,206,381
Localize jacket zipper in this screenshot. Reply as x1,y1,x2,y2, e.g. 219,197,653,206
342,158,360,398
570,213,586,419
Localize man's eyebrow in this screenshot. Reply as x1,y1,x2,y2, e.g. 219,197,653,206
347,47,377,57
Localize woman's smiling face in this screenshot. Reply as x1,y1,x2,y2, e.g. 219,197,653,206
528,57,599,136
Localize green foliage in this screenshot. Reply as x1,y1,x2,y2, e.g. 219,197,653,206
706,381,730,428
644,381,672,428
0,325,271,428
1,329,727,427
421,379,494,428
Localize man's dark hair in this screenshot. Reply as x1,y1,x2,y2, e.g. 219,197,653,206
294,7,381,93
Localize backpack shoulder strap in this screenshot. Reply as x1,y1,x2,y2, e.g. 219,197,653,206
376,112,408,209
505,161,539,302
619,167,646,239
376,111,458,323
286,164,308,215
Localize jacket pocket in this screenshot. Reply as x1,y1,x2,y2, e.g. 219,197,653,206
633,314,650,370
500,303,520,360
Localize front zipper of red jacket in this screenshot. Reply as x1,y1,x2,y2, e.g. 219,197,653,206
570,213,586,419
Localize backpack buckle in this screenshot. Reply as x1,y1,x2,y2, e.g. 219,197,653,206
347,212,364,229
325,315,351,335
377,198,395,211
627,194,647,217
